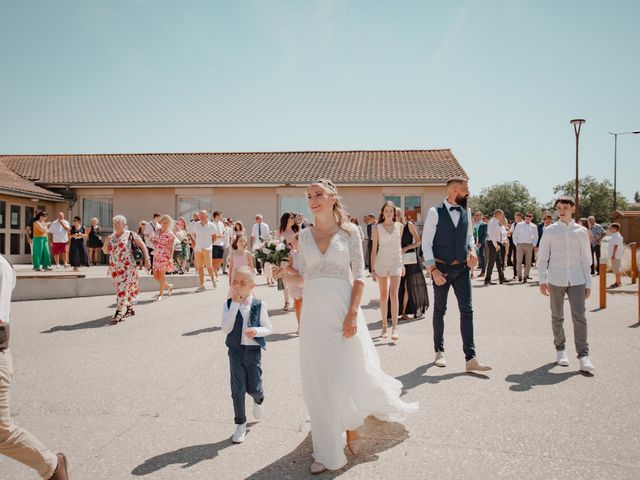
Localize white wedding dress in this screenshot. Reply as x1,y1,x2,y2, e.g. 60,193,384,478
298,223,418,470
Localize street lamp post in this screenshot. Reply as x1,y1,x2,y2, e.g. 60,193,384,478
570,119,586,219
608,130,640,211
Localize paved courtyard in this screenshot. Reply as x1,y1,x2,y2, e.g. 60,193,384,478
1,269,639,479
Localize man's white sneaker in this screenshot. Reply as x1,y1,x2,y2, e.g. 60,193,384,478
253,400,264,421
579,356,595,372
232,423,247,443
196,285,206,292
434,352,447,368
556,350,570,367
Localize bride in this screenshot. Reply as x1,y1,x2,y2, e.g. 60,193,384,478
275,179,418,474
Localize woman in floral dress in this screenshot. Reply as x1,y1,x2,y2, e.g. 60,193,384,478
103,215,150,324
151,214,178,301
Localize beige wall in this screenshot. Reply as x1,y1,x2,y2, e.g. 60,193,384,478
71,184,448,237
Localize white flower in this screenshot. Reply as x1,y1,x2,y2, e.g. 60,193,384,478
276,243,286,251
261,247,270,255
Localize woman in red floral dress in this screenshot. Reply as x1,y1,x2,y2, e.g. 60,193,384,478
151,214,178,301
103,215,150,324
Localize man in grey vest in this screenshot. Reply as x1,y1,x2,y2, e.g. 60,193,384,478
422,177,492,372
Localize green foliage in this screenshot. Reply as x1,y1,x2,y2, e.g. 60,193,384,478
635,191,639,203
469,181,541,222
552,176,628,222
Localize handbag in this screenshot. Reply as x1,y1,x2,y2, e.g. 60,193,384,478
130,232,144,261
0,324,9,351
403,251,417,265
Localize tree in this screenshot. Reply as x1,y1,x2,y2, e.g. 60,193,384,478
469,181,541,222
635,191,639,203
552,176,628,222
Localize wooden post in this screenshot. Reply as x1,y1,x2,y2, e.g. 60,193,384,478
630,242,638,284
599,257,607,309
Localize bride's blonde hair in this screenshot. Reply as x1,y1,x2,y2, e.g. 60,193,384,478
310,179,352,234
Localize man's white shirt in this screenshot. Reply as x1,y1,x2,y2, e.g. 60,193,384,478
251,222,270,249
512,221,539,245
49,219,70,243
190,221,218,252
537,220,592,288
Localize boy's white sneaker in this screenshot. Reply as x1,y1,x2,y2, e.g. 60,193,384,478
556,350,570,367
579,356,595,372
253,400,264,421
232,423,247,443
195,285,206,292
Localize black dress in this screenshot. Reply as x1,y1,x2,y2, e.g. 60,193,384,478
69,226,90,267
86,225,103,248
388,223,429,319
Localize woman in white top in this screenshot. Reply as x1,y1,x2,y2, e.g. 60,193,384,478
273,179,417,474
370,201,404,343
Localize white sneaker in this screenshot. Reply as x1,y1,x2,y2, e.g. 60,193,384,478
556,350,570,367
434,351,447,368
196,285,206,292
231,423,247,443
579,356,595,372
253,400,264,421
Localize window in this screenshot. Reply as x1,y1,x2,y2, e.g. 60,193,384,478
279,195,312,223
0,201,5,228
177,197,213,221
83,198,113,227
384,195,423,224
10,233,21,255
0,233,5,254
10,205,20,229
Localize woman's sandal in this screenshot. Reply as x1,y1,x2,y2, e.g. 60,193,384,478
167,284,174,296
310,462,327,475
391,328,399,344
111,311,124,325
380,326,388,338
283,302,290,312
346,430,361,455
123,306,135,319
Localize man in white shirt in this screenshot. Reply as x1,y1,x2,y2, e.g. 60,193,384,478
0,254,69,479
211,211,225,274
484,210,507,285
607,222,624,288
421,177,490,372
190,210,219,290
48,212,71,268
538,196,594,372
143,213,161,268
512,212,539,282
251,214,270,275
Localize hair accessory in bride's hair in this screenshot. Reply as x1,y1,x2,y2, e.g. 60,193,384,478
316,178,337,194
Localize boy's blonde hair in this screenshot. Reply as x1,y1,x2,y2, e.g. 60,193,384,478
234,266,256,283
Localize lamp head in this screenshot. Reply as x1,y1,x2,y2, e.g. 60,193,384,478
570,119,586,125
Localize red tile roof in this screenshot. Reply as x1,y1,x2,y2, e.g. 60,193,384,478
0,160,63,201
0,150,466,186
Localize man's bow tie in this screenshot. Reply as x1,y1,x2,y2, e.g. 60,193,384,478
449,206,462,212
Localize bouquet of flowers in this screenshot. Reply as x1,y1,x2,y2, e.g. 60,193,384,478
254,239,291,291
254,239,291,266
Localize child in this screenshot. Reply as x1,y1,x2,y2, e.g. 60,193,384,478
284,233,303,334
608,222,624,288
221,266,272,443
228,234,255,296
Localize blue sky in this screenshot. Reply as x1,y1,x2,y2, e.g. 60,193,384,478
1,0,638,203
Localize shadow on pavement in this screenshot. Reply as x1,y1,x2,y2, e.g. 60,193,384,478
266,332,299,343
131,439,231,475
367,316,424,332
628,322,640,329
245,417,409,479
505,363,581,392
268,309,291,318
396,362,488,395
182,326,221,337
41,316,112,333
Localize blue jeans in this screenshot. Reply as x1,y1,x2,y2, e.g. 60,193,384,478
228,346,264,425
432,264,476,361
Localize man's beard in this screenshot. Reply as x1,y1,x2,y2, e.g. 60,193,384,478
456,195,469,209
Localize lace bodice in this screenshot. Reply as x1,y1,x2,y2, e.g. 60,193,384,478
299,223,366,283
